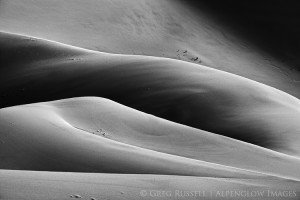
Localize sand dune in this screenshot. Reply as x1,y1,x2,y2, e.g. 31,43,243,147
1,170,299,200
0,96,300,180
0,97,269,178
2,98,299,200
1,31,300,157
1,0,300,100
1,1,300,199
1,26,300,200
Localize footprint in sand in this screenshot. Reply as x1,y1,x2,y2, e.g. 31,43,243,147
70,194,82,198
176,49,202,64
96,129,107,137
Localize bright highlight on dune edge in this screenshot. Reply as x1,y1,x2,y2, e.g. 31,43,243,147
1,0,300,198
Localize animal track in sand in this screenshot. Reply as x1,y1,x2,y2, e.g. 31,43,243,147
176,49,202,64
70,194,82,198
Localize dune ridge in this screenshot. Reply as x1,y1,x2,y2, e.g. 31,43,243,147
1,31,300,156
1,0,299,100
1,96,300,180
1,0,300,198
1,31,300,199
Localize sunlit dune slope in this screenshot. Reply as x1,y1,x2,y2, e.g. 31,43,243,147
1,170,299,200
1,0,299,99
0,97,264,178
1,32,300,157
0,97,300,180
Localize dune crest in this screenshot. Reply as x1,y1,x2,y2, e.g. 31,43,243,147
0,97,300,181
1,1,300,198
1,0,299,100
1,32,300,157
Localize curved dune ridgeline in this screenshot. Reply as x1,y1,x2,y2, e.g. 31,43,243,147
1,96,300,181
1,32,300,157
1,1,300,199
1,0,300,100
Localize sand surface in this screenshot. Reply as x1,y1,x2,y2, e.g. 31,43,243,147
1,170,299,200
1,1,300,199
0,32,300,199
0,0,299,99
1,32,300,156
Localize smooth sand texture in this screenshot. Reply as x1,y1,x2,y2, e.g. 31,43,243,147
0,32,300,199
0,96,300,180
1,1,300,198
1,170,299,200
1,32,300,156
0,0,299,99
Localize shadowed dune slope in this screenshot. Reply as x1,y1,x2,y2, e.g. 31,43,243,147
0,97,266,178
1,32,300,157
1,170,299,200
1,97,300,180
1,0,299,99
